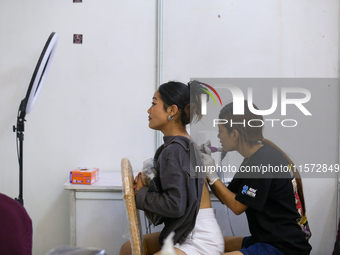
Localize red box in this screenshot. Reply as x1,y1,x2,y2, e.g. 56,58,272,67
70,167,99,185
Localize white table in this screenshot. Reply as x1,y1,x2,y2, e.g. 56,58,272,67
64,171,127,255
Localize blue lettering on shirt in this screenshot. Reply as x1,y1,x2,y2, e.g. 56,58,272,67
242,185,248,194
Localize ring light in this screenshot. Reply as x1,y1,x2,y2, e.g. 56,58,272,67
22,32,59,117
13,32,59,206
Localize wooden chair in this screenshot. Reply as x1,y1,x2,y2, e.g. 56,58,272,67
121,158,148,255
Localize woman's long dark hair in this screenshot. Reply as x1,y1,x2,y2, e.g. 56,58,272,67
158,80,208,125
219,100,307,215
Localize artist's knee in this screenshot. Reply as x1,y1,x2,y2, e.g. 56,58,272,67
224,236,244,252
119,240,132,255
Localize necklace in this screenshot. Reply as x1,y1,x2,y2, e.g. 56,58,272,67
243,143,264,165
244,155,251,165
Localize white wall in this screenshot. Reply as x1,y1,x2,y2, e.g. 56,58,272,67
0,1,156,254
0,1,338,254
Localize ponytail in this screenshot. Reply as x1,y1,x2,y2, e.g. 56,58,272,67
262,138,306,215
188,80,209,124
158,80,208,126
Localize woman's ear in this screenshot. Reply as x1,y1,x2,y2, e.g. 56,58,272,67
232,130,239,141
167,105,179,116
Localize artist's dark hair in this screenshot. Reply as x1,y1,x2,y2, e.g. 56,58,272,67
219,100,307,215
158,80,208,125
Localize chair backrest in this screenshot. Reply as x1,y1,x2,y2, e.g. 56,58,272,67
121,158,147,255
0,193,32,255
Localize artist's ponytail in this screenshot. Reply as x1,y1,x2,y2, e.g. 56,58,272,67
262,138,306,215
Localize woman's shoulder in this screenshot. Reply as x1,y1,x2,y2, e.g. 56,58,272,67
158,136,193,165
162,136,191,153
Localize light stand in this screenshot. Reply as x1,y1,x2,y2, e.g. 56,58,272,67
13,32,59,206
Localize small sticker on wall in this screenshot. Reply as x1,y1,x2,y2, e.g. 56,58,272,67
73,34,83,44
73,0,82,3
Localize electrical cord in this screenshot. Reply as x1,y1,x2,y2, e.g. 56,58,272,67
15,108,21,166
226,206,235,236
220,151,235,236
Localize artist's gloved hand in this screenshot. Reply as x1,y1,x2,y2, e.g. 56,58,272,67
201,153,219,186
199,140,212,155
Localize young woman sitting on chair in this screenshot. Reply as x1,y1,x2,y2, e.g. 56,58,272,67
119,81,224,255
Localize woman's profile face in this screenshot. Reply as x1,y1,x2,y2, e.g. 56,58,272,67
147,90,169,131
